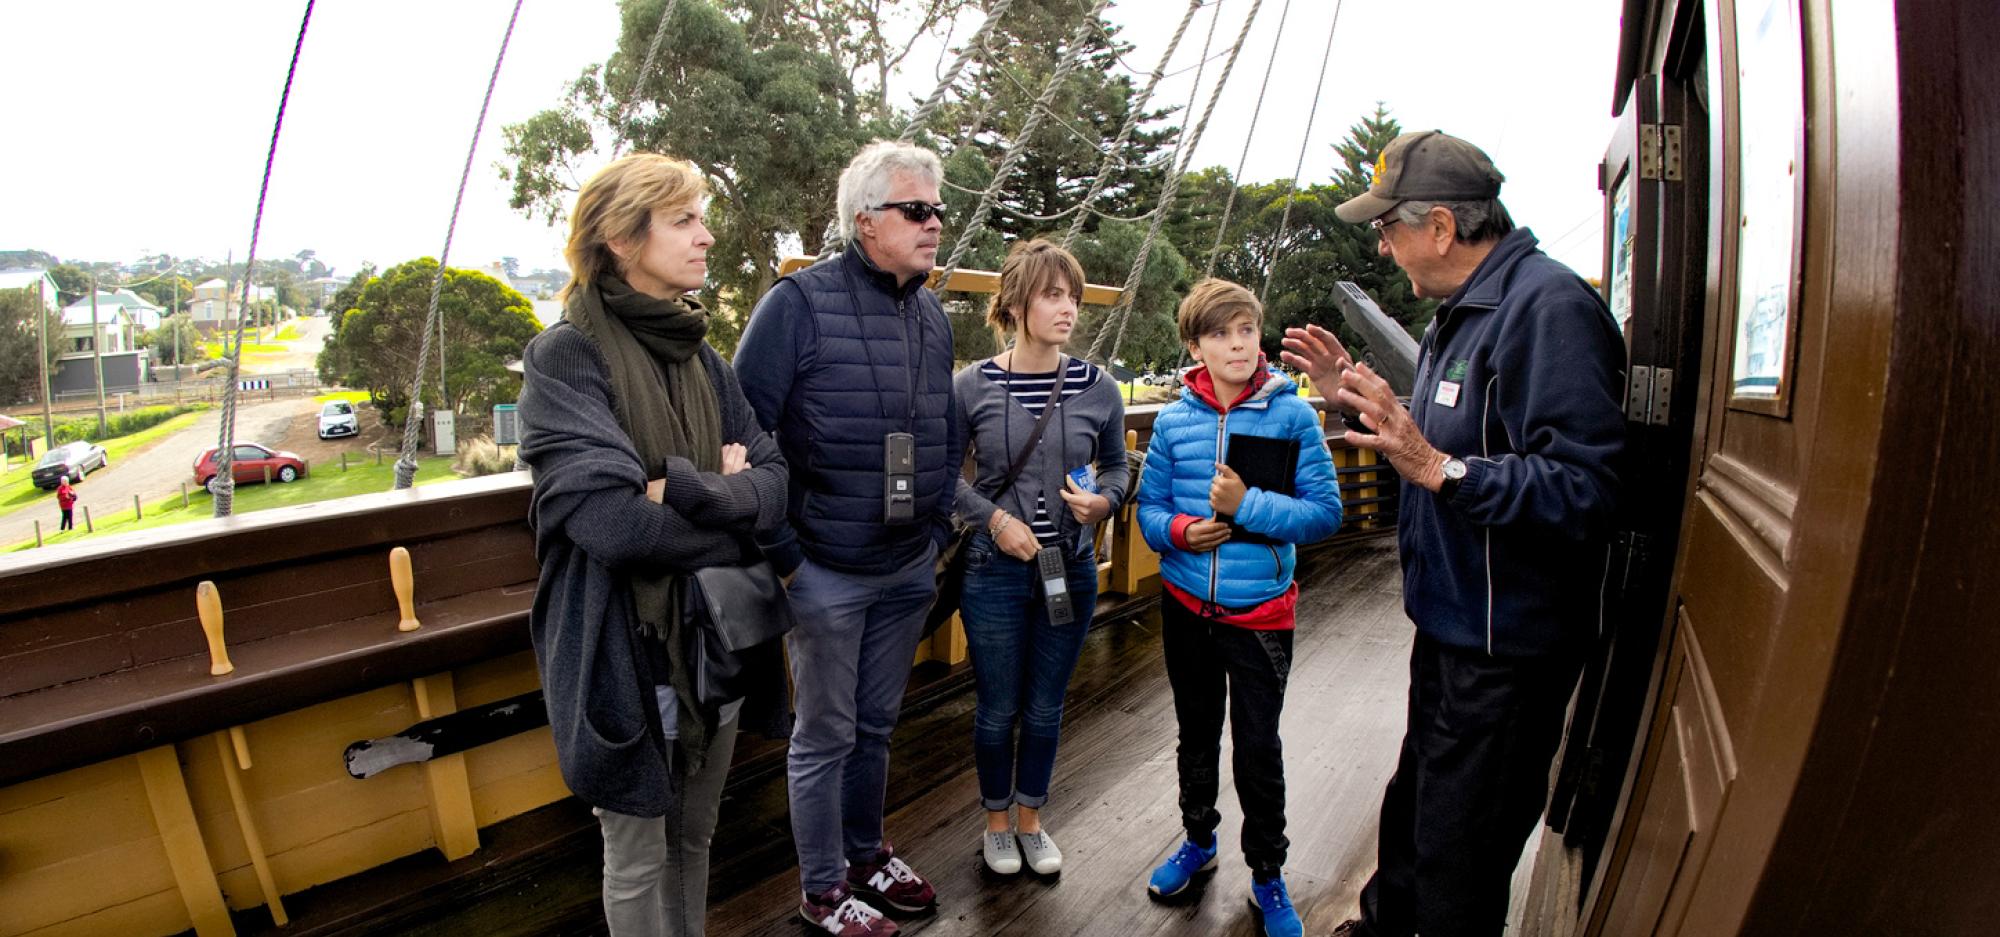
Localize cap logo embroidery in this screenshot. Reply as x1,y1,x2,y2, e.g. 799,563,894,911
1374,151,1388,181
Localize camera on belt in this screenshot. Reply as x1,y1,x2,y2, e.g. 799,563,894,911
882,432,916,524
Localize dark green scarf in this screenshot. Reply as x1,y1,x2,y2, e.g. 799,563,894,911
564,276,723,762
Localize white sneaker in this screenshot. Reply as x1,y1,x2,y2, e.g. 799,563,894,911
1017,829,1063,875
983,830,1023,874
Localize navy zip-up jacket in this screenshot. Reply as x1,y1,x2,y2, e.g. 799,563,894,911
733,244,963,577
1402,228,1626,657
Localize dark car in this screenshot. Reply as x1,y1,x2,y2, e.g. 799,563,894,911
194,443,308,488
32,441,109,490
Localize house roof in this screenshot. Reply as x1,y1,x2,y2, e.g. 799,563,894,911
0,268,54,292
61,290,160,326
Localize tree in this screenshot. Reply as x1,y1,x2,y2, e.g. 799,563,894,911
130,276,194,314
1161,104,1433,366
325,264,377,340
731,0,977,123
931,0,1175,244
293,249,329,279
48,264,90,307
142,312,204,366
1067,219,1193,372
0,288,62,405
503,0,870,334
317,259,543,422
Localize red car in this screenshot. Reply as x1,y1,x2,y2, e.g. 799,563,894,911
194,443,308,488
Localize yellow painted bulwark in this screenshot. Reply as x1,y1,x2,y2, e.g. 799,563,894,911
0,424,1369,937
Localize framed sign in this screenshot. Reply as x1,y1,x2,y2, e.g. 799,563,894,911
1608,170,1636,336
1726,0,1807,410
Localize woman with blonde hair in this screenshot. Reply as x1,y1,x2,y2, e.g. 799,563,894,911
518,153,790,936
952,238,1128,876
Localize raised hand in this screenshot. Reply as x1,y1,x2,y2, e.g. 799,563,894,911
1336,361,1445,491
1280,324,1355,397
1210,462,1247,515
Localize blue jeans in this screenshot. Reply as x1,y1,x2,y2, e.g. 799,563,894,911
784,543,938,895
959,531,1099,812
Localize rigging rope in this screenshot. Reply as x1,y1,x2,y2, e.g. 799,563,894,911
934,0,1116,291
1089,0,1266,365
806,0,1019,259
1259,0,1343,305
211,0,315,518
1061,0,1207,250
898,0,1019,145
1204,0,1293,277
940,177,1158,223
393,0,525,490
608,0,685,160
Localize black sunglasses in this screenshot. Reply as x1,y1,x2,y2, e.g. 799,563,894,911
873,201,947,224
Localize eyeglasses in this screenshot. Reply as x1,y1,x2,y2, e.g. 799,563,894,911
873,201,948,225
1369,215,1404,235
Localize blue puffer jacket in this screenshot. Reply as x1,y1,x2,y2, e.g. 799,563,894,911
733,245,962,577
1138,365,1344,610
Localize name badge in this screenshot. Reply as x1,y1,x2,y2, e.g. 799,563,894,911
1434,381,1462,408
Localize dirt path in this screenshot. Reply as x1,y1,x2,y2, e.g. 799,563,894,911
0,398,314,547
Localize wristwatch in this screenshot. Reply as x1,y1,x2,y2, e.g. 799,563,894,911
1437,455,1468,500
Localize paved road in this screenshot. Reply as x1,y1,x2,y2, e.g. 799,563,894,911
248,316,332,375
0,398,311,548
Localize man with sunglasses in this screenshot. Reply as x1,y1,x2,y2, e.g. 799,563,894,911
735,140,963,936
1281,130,1627,937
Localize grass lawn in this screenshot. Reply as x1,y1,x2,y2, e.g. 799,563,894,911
0,411,209,512
199,341,287,357
9,455,462,552
274,322,305,341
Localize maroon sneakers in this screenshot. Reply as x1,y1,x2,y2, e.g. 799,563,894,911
799,883,898,936
846,843,938,913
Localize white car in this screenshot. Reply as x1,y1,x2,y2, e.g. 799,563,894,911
317,400,360,439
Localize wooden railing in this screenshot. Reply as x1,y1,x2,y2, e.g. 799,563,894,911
0,406,1397,937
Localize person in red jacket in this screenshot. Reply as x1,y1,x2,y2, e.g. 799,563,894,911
55,476,76,531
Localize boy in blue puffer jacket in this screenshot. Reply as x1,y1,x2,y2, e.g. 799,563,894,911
1136,278,1343,937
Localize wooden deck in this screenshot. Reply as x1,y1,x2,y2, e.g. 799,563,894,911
363,536,1416,937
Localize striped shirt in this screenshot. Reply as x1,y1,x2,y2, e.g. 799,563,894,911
979,357,1097,543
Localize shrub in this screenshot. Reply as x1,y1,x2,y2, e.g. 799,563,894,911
452,435,520,477
3,404,211,456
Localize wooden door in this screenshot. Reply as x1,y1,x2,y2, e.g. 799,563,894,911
1549,25,1717,903
1587,0,1839,931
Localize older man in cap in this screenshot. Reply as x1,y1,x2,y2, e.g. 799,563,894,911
1283,131,1627,937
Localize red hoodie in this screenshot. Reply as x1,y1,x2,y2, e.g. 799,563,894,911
56,482,76,510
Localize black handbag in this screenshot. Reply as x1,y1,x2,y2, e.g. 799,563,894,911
926,359,1067,634
684,558,793,712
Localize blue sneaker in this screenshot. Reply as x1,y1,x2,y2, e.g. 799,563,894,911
1248,875,1303,937
1146,838,1218,897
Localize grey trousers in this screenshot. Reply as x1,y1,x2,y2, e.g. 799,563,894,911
784,546,938,895
595,714,739,937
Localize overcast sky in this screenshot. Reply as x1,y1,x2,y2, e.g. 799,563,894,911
0,0,1620,282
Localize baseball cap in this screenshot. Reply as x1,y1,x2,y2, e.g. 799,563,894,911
1334,130,1506,224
